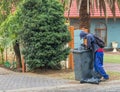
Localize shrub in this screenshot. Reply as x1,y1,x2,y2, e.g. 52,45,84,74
19,0,71,70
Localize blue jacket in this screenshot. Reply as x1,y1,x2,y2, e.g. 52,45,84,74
80,31,100,52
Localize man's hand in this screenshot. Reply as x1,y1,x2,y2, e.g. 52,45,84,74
81,43,86,47
81,44,87,49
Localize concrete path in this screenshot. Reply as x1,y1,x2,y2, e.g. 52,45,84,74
0,67,72,91
0,63,120,92
105,63,120,72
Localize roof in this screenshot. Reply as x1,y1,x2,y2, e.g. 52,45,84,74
64,0,120,18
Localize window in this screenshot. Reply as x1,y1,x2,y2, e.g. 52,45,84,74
95,22,107,46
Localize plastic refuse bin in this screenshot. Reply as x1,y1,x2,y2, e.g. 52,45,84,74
72,49,93,81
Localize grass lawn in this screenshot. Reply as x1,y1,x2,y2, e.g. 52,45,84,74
104,53,120,63
107,71,120,80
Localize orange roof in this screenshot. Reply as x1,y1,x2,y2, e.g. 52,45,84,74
64,0,120,18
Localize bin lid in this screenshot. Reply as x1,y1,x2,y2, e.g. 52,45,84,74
71,49,90,54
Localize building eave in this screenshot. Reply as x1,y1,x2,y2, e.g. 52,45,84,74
64,16,120,19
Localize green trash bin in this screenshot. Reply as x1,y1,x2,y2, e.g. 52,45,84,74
72,49,93,81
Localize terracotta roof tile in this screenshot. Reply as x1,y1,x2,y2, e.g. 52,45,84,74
64,0,120,18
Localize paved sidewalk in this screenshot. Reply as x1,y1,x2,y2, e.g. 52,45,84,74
0,67,72,91
105,63,120,72
0,63,120,92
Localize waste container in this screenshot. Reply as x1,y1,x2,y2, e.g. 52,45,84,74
72,49,93,81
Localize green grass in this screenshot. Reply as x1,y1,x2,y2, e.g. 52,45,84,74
107,71,120,80
104,54,120,63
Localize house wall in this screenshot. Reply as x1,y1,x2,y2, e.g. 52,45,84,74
70,18,80,30
74,29,83,48
69,19,83,48
90,18,120,48
70,18,120,48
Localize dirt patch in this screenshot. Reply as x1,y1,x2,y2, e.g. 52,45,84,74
30,69,75,80
1,64,120,82
26,67,120,81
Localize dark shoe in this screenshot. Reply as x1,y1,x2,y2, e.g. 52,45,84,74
87,78,99,84
80,79,87,84
80,78,99,84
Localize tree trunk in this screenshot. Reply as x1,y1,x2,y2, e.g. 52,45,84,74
1,51,4,64
79,0,90,31
13,41,22,68
6,48,8,61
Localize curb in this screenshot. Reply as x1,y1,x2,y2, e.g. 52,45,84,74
1,84,80,92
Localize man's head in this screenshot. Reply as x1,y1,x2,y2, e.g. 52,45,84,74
79,31,88,39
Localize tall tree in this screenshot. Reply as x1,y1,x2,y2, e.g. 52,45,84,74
0,0,22,67
61,0,120,31
18,0,71,70
0,0,20,23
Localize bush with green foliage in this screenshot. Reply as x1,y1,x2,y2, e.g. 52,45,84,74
19,0,71,70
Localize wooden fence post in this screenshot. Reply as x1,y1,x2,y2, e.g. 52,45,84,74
68,26,74,70
68,27,89,69
21,55,25,72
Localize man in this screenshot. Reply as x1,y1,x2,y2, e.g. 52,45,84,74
80,31,109,80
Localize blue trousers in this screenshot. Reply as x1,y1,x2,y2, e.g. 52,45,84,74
94,51,109,79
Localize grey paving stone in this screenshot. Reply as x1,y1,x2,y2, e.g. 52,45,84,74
0,64,120,92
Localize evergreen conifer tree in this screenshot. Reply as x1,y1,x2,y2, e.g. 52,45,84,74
19,0,71,70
